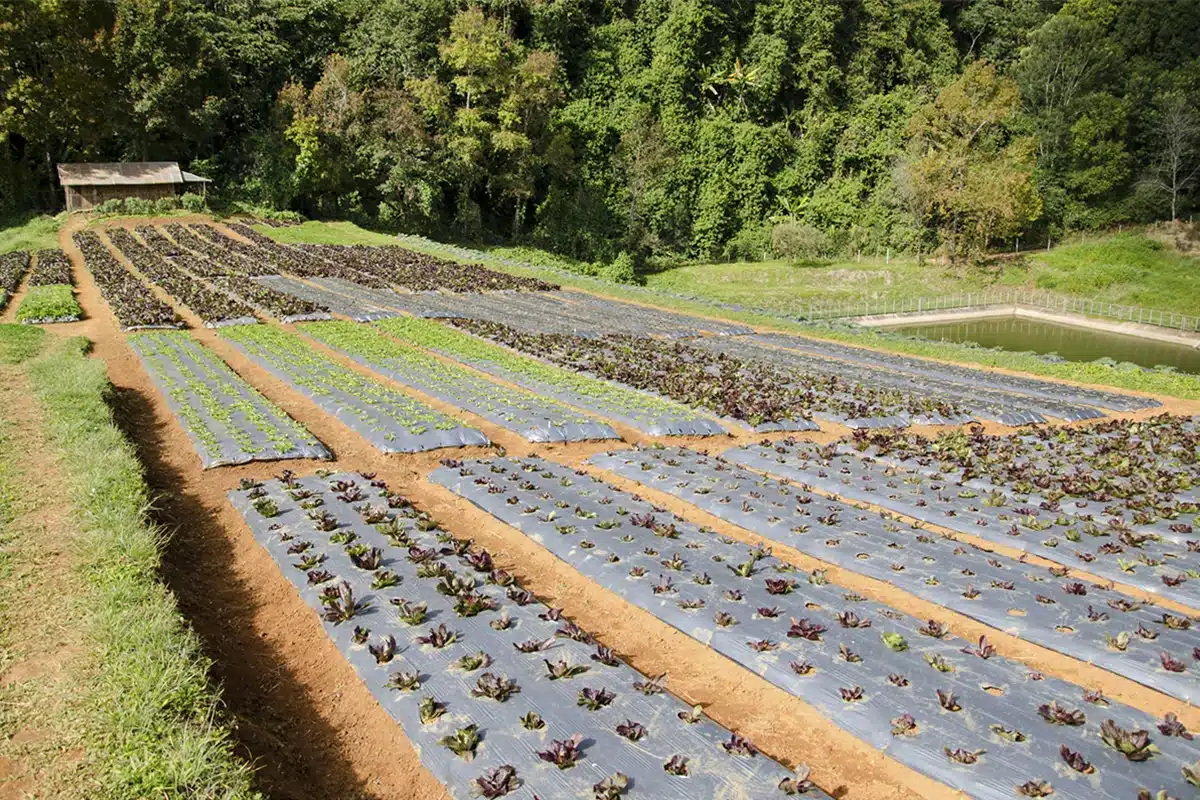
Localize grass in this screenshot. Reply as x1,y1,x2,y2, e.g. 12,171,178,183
253,219,397,246
13,329,260,799
0,323,47,364
0,213,64,254
15,284,83,322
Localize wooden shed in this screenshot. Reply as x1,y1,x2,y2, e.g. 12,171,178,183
56,162,211,212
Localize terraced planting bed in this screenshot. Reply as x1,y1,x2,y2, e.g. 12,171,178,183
722,424,1200,606
589,445,1200,704
130,330,331,467
230,471,822,799
435,456,1200,800
302,320,620,443
74,230,181,329
0,250,30,311
15,249,82,323
453,319,974,431
695,336,1105,426
297,243,558,292
374,316,728,437
107,228,258,327
220,323,488,453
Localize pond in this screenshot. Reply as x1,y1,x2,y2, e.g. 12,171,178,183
886,315,1200,375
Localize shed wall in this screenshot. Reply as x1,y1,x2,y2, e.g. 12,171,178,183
65,183,177,212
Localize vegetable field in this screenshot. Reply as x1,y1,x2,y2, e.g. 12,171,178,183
16,249,82,323
49,219,1200,800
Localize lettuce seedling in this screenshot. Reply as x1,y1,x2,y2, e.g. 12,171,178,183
472,672,519,701
723,733,757,756
440,724,480,760
544,659,588,680
615,720,646,741
577,687,615,710
416,624,457,648
1059,745,1093,773
592,773,628,800
521,712,545,730
322,582,367,623
662,755,689,776
1100,719,1160,761
474,765,518,798
538,735,584,769
778,765,815,795
1016,780,1053,797
418,695,446,724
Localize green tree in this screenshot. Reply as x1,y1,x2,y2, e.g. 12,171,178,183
904,61,1041,261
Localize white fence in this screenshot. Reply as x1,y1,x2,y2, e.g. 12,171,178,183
799,290,1200,333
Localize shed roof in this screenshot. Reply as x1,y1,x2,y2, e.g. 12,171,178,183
181,170,212,183
57,162,184,187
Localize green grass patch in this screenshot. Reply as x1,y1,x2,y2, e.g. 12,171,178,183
0,323,46,364
15,284,82,323
25,336,260,799
253,220,397,246
0,214,64,255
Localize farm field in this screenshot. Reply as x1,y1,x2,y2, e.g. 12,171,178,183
3,214,1200,800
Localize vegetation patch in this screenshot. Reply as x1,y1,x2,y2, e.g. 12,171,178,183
16,284,82,323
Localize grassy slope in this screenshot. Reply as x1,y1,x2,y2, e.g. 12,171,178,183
641,232,1200,316
0,326,259,799
0,214,64,254
250,221,1200,400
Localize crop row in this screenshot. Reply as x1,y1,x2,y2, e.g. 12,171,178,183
106,229,258,326
253,275,398,321
374,317,728,437
219,223,393,286
15,285,83,324
434,456,1200,800
165,223,279,278
220,324,488,453
752,333,1160,414
0,250,30,310
301,321,620,443
452,319,972,430
591,445,1200,704
298,243,558,293
695,336,1099,426
130,331,330,468
136,226,237,278
27,249,73,286
728,434,1200,606
229,471,821,799
73,231,181,329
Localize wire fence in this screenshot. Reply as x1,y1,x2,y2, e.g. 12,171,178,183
798,290,1200,333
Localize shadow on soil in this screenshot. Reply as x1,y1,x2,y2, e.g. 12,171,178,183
108,384,380,800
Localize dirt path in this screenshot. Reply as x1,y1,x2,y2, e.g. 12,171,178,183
0,361,87,799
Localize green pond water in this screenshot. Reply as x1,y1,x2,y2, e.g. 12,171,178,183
887,315,1200,375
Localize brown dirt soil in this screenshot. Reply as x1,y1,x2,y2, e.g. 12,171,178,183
49,215,1199,799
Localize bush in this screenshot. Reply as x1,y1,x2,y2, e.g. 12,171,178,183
723,222,772,262
180,193,207,212
154,197,180,213
122,197,155,216
602,251,638,284
771,222,830,260
93,199,126,215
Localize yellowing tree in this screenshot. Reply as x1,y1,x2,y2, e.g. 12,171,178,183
904,61,1041,262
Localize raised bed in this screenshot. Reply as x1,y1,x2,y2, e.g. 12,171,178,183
693,336,1100,426
253,275,400,321
228,471,821,799
374,317,728,437
301,321,620,443
297,243,558,293
590,445,1200,705
73,231,181,330
107,228,258,327
220,324,488,453
751,333,1160,414
16,249,82,324
729,436,1200,607
130,330,330,468
0,250,31,312
453,319,977,431
433,456,1200,800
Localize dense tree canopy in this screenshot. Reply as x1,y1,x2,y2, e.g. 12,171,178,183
2,0,1198,261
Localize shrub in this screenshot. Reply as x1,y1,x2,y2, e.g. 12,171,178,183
602,251,638,284
93,199,126,215
771,222,830,261
723,222,772,262
122,197,155,216
180,193,207,212
154,197,180,213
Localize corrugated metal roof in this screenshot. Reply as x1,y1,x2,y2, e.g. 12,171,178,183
181,170,212,183
57,162,184,187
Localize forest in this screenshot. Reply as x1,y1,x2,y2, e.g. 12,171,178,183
2,0,1198,263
